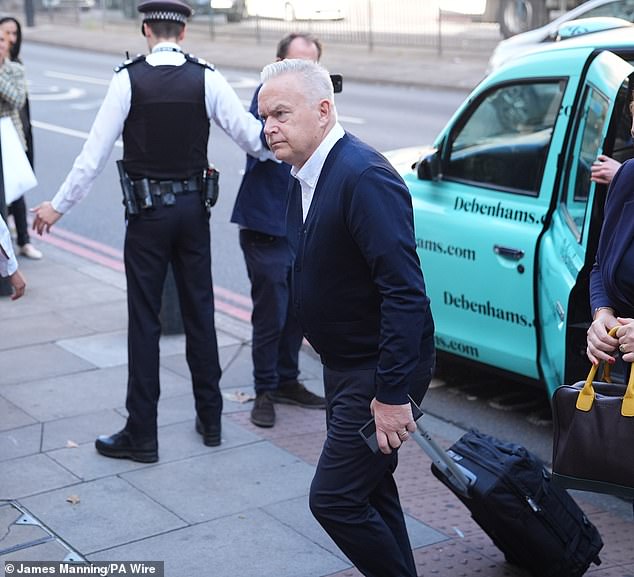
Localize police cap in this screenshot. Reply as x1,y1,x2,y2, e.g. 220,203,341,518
137,0,192,24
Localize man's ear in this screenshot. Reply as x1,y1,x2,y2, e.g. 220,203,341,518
141,22,149,38
177,27,186,43
318,98,332,124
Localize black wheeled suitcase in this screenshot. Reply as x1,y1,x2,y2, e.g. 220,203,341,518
412,424,603,577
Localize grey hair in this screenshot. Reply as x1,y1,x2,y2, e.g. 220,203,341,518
260,58,335,106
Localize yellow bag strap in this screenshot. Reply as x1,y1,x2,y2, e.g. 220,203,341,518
576,364,598,412
624,371,634,417
577,326,634,416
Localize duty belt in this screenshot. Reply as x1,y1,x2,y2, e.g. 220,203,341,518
135,175,203,198
129,175,204,209
117,159,213,215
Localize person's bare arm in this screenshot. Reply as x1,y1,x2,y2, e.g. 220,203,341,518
31,201,63,235
590,155,621,185
587,307,618,365
371,399,416,455
8,269,25,300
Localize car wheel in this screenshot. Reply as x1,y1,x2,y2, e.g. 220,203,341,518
226,11,243,22
498,0,546,38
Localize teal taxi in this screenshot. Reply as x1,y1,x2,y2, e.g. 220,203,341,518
392,27,634,397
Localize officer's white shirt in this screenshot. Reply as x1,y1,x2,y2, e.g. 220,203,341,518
52,42,271,215
0,216,17,277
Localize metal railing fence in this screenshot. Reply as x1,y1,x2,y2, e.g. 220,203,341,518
0,0,502,54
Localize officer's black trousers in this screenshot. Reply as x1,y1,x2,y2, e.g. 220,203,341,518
123,193,222,441
309,366,417,577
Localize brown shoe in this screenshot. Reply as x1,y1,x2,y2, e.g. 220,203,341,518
250,392,275,428
270,380,326,409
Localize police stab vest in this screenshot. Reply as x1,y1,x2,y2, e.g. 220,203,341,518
121,54,210,180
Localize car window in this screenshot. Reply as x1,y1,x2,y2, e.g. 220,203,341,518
444,80,565,196
583,0,634,20
560,84,611,239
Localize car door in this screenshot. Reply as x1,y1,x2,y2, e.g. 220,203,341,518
407,76,571,381
537,51,634,397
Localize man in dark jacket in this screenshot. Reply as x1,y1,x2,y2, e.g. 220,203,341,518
258,59,435,577
231,33,325,428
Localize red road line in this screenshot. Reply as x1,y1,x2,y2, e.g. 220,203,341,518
48,225,124,258
214,284,253,308
41,230,125,271
35,226,253,321
214,299,252,322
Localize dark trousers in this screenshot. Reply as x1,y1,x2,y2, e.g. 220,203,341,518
309,366,417,577
239,229,303,392
123,193,222,441
8,196,30,247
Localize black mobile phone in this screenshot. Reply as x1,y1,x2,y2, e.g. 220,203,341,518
359,395,423,453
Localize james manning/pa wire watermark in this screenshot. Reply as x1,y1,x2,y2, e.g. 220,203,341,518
4,562,164,576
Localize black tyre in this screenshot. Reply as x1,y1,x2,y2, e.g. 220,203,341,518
226,0,246,22
498,0,547,38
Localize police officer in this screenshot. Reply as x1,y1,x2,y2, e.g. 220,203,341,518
32,0,273,463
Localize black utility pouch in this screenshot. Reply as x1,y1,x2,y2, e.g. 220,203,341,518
117,160,138,216
203,166,219,213
135,178,154,210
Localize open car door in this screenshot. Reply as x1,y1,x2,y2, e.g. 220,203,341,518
536,50,634,397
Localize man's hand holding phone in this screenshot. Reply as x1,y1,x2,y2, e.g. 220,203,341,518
359,396,423,454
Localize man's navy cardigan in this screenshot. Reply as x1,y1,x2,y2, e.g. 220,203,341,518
287,132,435,405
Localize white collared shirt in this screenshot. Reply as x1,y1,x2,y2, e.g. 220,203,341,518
291,122,345,222
52,41,271,215
0,216,17,277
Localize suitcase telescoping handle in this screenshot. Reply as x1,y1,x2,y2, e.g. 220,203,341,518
412,420,476,498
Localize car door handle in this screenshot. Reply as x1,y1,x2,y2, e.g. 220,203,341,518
493,245,525,260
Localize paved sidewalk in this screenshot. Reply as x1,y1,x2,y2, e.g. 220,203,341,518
1,240,633,577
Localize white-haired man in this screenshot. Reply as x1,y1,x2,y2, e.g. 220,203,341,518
258,59,435,577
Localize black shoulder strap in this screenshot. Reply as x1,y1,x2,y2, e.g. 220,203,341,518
184,53,215,72
114,54,146,74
